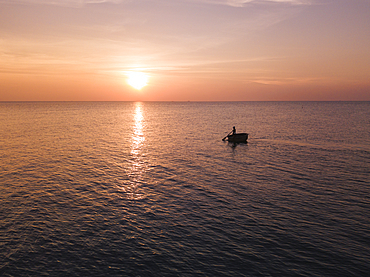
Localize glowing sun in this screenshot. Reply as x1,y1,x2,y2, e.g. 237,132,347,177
126,71,149,90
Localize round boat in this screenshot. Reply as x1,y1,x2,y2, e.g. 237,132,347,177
226,133,248,143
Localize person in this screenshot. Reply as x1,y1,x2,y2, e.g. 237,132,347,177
232,126,236,135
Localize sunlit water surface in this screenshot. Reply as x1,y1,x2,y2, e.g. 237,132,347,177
1,102,369,276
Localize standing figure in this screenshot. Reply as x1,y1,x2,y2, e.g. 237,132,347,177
232,126,236,135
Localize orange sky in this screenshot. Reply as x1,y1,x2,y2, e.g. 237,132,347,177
1,0,370,101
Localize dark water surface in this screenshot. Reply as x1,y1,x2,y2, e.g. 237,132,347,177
1,102,370,276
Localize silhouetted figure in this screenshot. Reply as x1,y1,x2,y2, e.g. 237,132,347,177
232,126,236,135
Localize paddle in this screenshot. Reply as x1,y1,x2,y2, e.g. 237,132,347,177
222,131,233,141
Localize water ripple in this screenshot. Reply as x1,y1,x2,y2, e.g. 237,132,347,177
1,102,370,276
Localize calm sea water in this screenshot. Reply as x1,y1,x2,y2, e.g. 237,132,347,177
1,101,370,276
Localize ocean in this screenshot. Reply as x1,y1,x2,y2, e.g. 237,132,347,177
1,101,369,276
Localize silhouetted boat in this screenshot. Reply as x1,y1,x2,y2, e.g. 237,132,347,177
224,133,248,143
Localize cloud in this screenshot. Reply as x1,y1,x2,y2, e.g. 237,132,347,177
187,0,311,7
0,0,312,8
0,0,125,7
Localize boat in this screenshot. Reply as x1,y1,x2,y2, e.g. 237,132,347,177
225,133,248,143
222,127,248,143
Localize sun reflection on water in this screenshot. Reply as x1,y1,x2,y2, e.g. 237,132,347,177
124,102,147,200
131,103,144,156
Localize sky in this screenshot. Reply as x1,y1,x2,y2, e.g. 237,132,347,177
1,0,369,101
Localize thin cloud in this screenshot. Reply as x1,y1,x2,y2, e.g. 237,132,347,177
187,0,311,7
0,0,125,7
0,0,312,8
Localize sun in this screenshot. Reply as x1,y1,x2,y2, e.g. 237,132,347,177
126,71,149,90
